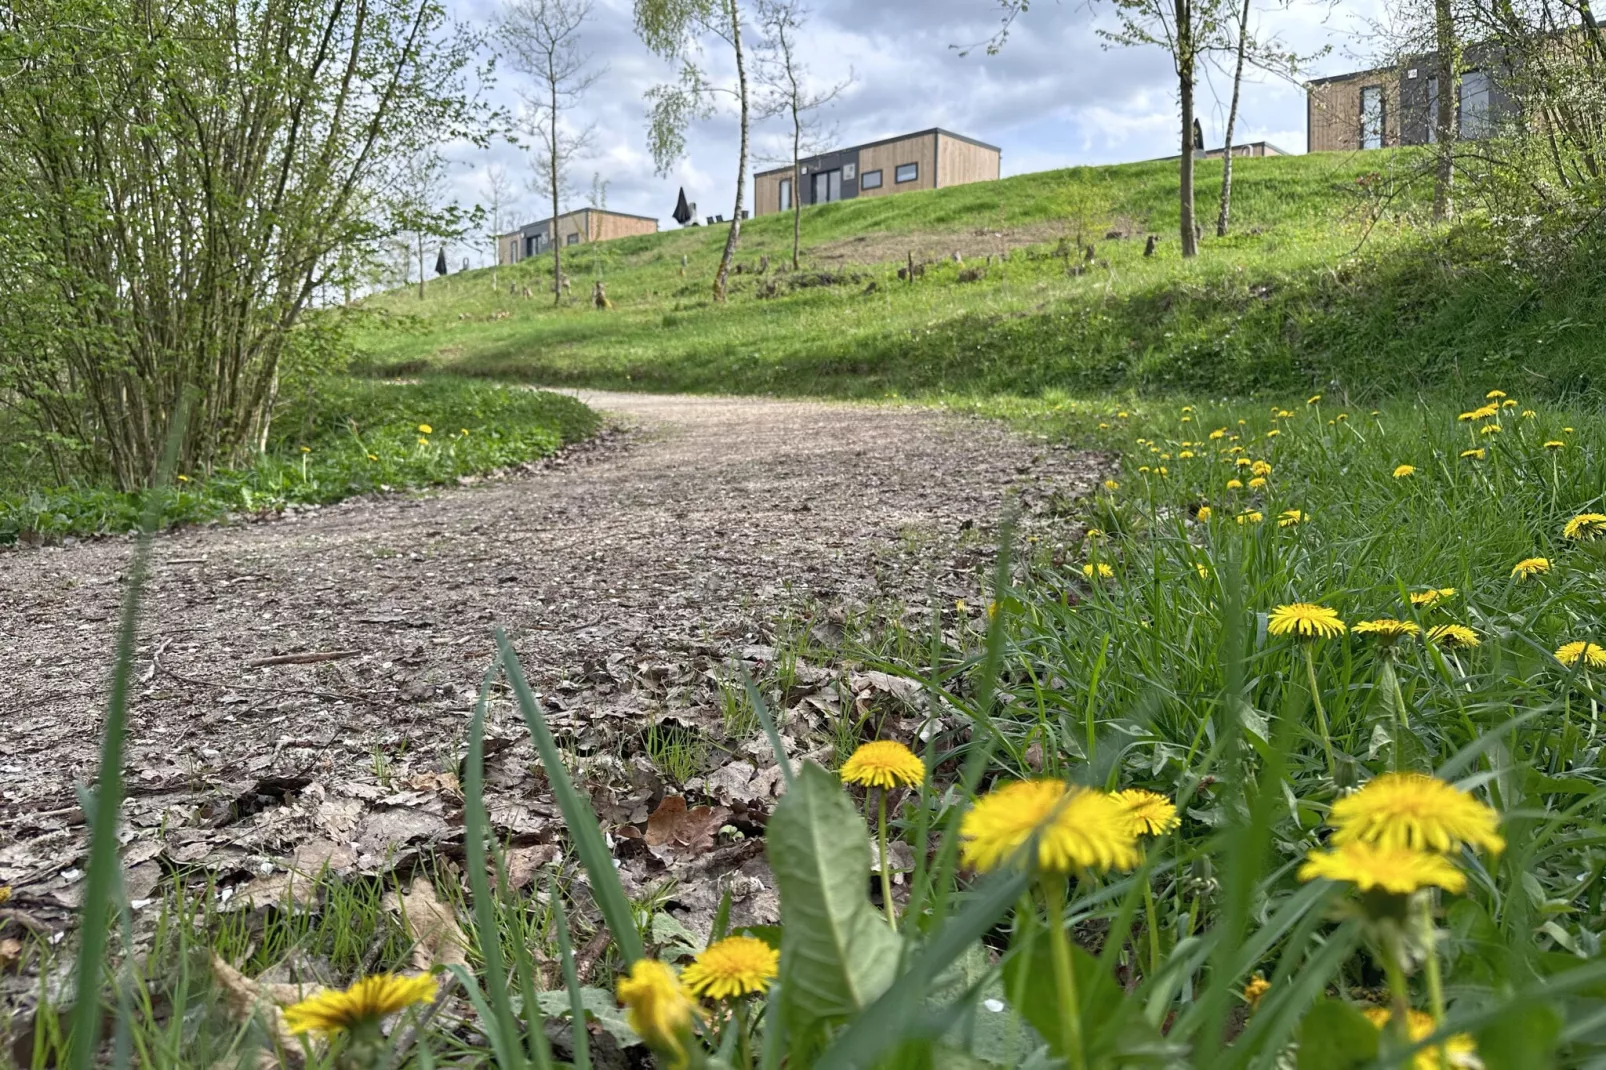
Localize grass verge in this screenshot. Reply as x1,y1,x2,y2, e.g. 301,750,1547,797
0,379,599,543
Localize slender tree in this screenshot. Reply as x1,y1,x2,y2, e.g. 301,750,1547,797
498,0,604,304
636,0,766,301
483,162,515,287
1216,0,1252,236
756,0,850,270
1430,0,1459,219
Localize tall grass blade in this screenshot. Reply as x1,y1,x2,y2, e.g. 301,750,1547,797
496,630,645,962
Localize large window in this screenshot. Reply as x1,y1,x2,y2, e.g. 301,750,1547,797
812,169,841,204
895,162,919,183
1460,71,1492,138
778,178,791,210
566,232,579,246
1360,85,1384,149
860,169,883,190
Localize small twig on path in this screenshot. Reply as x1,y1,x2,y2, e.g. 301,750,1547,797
246,649,362,668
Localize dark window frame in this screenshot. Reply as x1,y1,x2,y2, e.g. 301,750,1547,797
895,162,919,183
860,168,883,190
1459,69,1492,138
566,232,580,246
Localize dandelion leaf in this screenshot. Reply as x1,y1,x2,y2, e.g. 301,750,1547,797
765,760,899,1029
1295,1000,1377,1070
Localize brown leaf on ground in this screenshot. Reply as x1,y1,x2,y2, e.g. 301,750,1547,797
385,876,469,971
0,937,23,972
645,796,730,864
209,953,312,1066
498,843,560,892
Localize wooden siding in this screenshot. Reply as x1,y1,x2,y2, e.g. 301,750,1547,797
589,211,658,242
856,133,937,199
754,170,793,217
498,210,657,263
1308,71,1400,152
936,133,1000,188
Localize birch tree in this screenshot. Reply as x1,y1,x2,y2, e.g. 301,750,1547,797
498,0,604,304
636,0,763,301
482,162,515,287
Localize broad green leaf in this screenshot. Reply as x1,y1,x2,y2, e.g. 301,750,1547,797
1295,1000,1377,1070
1474,1001,1560,1070
534,988,640,1047
766,760,900,1028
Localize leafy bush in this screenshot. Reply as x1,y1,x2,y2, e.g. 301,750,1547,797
0,378,598,542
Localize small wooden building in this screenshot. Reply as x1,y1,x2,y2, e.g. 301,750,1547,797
752,129,1001,217
1307,48,1513,153
498,209,659,265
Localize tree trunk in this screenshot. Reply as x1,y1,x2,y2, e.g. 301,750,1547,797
550,63,564,304
1216,0,1251,238
1177,0,1198,258
791,98,802,271
713,0,748,302
417,232,426,299
1431,0,1458,220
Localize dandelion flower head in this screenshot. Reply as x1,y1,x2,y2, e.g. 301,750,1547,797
680,936,779,1001
1352,619,1420,643
1392,464,1416,479
960,780,1140,875
1113,789,1180,836
1511,557,1550,580
1360,1009,1479,1070
1267,603,1345,640
1298,842,1467,896
1557,641,1606,669
1330,772,1504,855
840,740,926,790
284,973,437,1036
1427,624,1479,648
1564,513,1606,540
617,960,698,1060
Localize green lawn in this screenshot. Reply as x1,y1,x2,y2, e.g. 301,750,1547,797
356,150,1606,403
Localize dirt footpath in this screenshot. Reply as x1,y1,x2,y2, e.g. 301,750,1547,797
0,392,1104,938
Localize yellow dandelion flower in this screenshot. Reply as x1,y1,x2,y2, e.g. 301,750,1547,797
1226,479,1244,490
1337,412,1349,421
617,960,698,1061
300,445,311,453
840,740,925,790
1426,624,1479,648
1196,563,1211,579
1195,506,1212,522
1392,464,1416,479
417,436,430,446
1227,445,1245,454
1331,772,1504,855
1565,427,1575,432
1544,440,1565,450
1265,428,1282,437
1557,641,1606,669
680,936,779,1001
1155,466,1168,476
1479,423,1502,435
1117,410,1130,418
1307,394,1322,404
1178,449,1195,458
417,424,432,435
1235,510,1263,524
954,599,968,612
1298,841,1466,895
1113,789,1180,836
1502,399,1517,409
1267,603,1345,639
1409,588,1456,607
1084,528,1106,540
1278,509,1308,527
176,474,189,482
1181,415,1193,423
1248,477,1268,489
1098,422,1110,429
1082,562,1115,580
1485,389,1506,399
1250,460,1272,476
1511,557,1550,579
1522,409,1537,418
1278,409,1295,418
1565,513,1606,540
1235,457,1254,468
1210,428,1227,440
1460,449,1485,460
1471,404,1499,420
959,780,1140,875
284,973,437,1035
1138,466,1151,474
1352,619,1420,643
1457,412,1477,422
1243,975,1271,1009
1360,1008,1478,1070
367,453,380,461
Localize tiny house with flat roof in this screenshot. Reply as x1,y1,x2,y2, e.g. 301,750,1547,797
752,128,1001,217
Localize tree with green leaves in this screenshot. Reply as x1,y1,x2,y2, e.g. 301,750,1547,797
0,0,488,490
636,0,763,301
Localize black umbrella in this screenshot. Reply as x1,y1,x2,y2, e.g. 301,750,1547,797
672,187,693,226
434,246,448,276
1192,118,1204,152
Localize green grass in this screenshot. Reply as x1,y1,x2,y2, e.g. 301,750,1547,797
0,378,599,541
355,149,1606,404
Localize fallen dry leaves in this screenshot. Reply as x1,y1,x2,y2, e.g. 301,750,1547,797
386,876,469,972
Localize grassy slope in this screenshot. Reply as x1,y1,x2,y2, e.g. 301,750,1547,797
356,149,1606,403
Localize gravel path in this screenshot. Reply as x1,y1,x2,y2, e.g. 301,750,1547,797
0,392,1105,912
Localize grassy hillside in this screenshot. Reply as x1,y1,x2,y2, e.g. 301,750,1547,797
356,150,1606,402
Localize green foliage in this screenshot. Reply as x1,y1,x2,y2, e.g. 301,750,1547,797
0,378,598,542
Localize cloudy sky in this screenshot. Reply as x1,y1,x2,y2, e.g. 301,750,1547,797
446,0,1386,261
